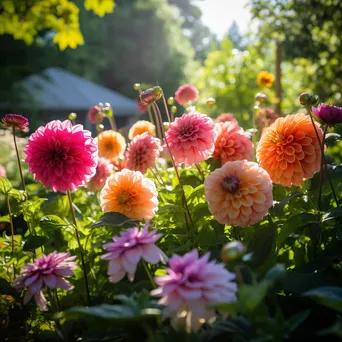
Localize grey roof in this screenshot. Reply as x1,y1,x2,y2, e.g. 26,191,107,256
15,67,139,117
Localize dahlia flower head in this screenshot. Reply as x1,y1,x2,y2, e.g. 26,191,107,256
215,113,238,125
100,168,158,220
13,251,77,311
125,132,162,174
96,130,126,161
88,105,104,124
86,157,114,192
257,113,323,187
204,160,273,227
312,103,342,125
0,165,6,177
213,121,253,165
151,249,237,332
24,120,98,192
257,71,274,88
136,98,149,113
175,84,199,106
1,114,29,131
128,120,156,140
102,223,166,283
165,112,217,166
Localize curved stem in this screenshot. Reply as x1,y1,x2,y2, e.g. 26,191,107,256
108,116,117,131
67,190,91,306
318,124,328,212
142,260,156,289
161,93,172,123
154,164,167,187
150,103,163,139
6,196,15,252
12,127,26,193
195,164,204,182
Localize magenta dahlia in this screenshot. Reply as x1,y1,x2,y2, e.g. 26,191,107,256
1,114,29,131
175,84,199,106
101,224,166,283
13,251,77,311
24,120,98,192
312,103,342,125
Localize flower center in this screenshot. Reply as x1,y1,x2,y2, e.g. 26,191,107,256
221,176,240,194
105,142,113,151
118,191,131,204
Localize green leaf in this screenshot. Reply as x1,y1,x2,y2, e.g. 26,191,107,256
186,184,204,202
0,215,10,223
303,286,342,313
197,224,216,247
320,319,342,338
23,235,49,251
239,281,270,312
273,191,303,214
90,212,138,228
9,188,25,202
157,204,186,214
0,177,12,194
285,310,310,335
40,215,69,229
322,206,342,222
264,264,287,284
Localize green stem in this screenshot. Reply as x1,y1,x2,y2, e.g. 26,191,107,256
150,103,163,140
150,167,163,187
142,260,156,289
108,116,117,131
252,106,257,162
195,164,205,182
67,190,91,306
12,127,26,193
154,164,167,187
161,92,172,123
318,124,328,212
5,196,15,253
232,226,241,241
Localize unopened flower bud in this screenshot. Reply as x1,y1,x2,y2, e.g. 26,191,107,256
96,124,104,132
171,105,177,114
140,87,162,105
221,241,246,263
167,97,174,105
152,86,163,99
299,93,312,105
68,112,77,121
103,103,113,117
310,95,319,106
133,83,141,91
255,92,267,103
206,97,216,107
163,122,170,132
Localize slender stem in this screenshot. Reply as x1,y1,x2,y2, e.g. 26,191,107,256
147,106,154,126
12,127,26,192
47,289,65,338
154,164,167,187
161,93,172,123
142,260,156,289
318,124,328,212
150,167,163,187
5,196,15,252
108,116,117,131
66,190,91,306
151,103,163,140
195,164,204,181
54,289,61,311
252,106,257,162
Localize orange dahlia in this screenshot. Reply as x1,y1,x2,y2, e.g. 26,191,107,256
128,120,156,140
213,122,253,165
100,168,158,220
257,71,274,88
256,113,323,187
204,160,273,227
97,130,126,161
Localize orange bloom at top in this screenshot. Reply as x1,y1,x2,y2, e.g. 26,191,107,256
256,113,323,187
257,71,274,88
100,168,158,220
97,130,126,161
128,120,156,140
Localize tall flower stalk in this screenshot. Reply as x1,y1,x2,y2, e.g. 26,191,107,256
5,195,15,252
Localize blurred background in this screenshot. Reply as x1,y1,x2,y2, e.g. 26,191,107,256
0,0,341,131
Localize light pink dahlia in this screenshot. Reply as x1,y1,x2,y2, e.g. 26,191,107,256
88,105,104,124
125,133,162,174
13,251,77,311
0,165,6,177
1,114,29,131
24,120,98,192
165,112,217,166
86,157,114,191
151,249,237,332
215,113,238,125
213,121,253,165
101,224,166,283
175,84,199,106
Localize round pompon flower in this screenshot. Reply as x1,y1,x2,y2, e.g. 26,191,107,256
125,133,161,174
215,113,238,124
13,252,77,311
257,113,323,187
0,165,6,177
1,114,29,131
257,71,274,88
88,105,104,124
86,157,114,191
213,122,253,165
136,98,149,113
24,120,98,192
312,103,342,125
204,160,273,226
97,130,126,161
165,112,217,166
175,84,199,105
128,120,156,140
101,223,166,283
100,168,158,220
151,249,237,333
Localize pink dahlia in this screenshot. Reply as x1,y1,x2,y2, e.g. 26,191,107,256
13,251,77,311
312,103,342,125
125,133,161,174
88,105,104,124
215,113,238,125
1,114,29,131
0,165,6,177
175,84,199,106
101,224,166,283
136,98,149,113
165,112,217,166
213,122,253,165
24,120,98,192
151,249,237,332
86,157,114,191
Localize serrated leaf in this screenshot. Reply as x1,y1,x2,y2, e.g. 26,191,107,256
40,215,69,229
90,212,138,228
0,177,12,194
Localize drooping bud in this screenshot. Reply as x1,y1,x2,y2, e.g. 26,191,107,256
255,92,267,104
221,241,246,263
68,112,77,121
133,83,141,91
140,86,163,105
167,97,174,105
171,105,177,114
206,97,216,107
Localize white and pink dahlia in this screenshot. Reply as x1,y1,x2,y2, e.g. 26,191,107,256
86,157,114,191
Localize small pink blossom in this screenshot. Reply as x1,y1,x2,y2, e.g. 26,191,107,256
86,157,114,191
24,120,98,192
101,224,166,283
175,84,199,106
165,112,217,166
151,249,237,332
215,113,238,124
0,165,6,177
88,105,104,124
13,252,77,311
1,114,29,131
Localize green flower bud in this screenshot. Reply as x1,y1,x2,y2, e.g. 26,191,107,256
133,83,141,91
206,97,216,107
167,97,175,105
171,105,177,114
221,241,246,263
68,112,77,121
299,93,312,105
103,103,113,117
255,92,267,103
96,124,104,132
